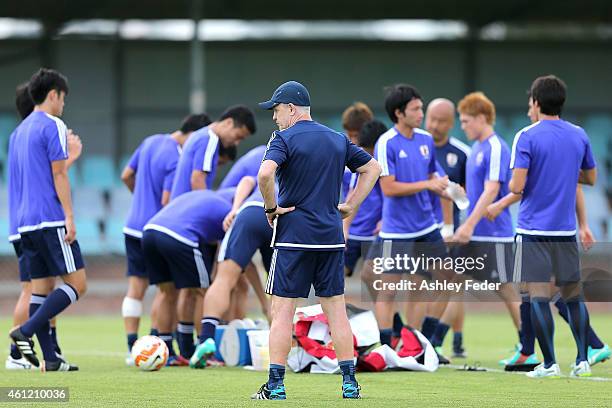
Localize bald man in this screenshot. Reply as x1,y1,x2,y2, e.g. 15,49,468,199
423,98,471,360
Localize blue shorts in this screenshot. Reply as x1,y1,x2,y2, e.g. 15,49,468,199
12,239,30,282
125,235,146,278
142,229,212,289
265,249,344,298
343,238,375,275
366,229,447,276
455,241,514,283
514,234,580,285
218,205,273,271
20,227,85,279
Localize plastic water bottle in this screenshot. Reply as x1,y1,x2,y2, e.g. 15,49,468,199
445,181,470,210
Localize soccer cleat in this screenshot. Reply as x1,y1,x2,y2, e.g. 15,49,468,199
43,359,79,372
9,328,39,368
166,355,189,367
452,346,467,359
526,363,561,379
342,382,361,399
588,344,611,366
570,361,592,378
189,338,216,369
5,356,32,370
498,344,521,365
435,346,450,365
251,383,286,400
205,356,225,368
503,352,540,372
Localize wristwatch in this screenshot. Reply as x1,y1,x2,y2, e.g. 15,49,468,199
264,205,277,214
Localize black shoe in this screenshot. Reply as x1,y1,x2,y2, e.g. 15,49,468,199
9,328,39,368
251,383,286,400
44,358,79,372
436,351,450,365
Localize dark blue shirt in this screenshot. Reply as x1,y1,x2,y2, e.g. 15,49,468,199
263,121,371,251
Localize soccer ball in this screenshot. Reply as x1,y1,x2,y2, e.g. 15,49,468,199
131,335,168,371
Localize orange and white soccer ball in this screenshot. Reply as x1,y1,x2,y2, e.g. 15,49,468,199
131,335,168,371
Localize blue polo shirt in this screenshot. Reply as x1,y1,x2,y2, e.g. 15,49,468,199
511,119,596,235
219,145,266,189
263,120,371,251
341,169,383,240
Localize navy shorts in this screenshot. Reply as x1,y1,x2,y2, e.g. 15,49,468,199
218,205,273,271
366,229,447,276
20,227,85,279
514,234,580,285
344,238,375,275
12,239,30,282
142,229,212,289
265,249,344,298
455,241,514,283
125,235,147,278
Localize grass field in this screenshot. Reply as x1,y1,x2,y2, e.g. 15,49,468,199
1,313,611,407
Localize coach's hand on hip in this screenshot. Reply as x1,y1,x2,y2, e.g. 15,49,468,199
265,206,295,228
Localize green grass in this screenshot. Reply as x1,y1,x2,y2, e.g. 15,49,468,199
1,313,611,407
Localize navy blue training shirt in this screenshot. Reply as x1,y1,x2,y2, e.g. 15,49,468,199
263,120,371,251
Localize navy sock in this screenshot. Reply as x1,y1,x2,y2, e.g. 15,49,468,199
177,322,195,358
50,326,61,355
531,297,555,368
453,332,463,352
199,317,220,344
127,333,138,352
158,333,176,357
519,294,535,356
267,363,285,388
565,297,589,364
20,285,78,338
392,312,404,337
10,344,21,360
26,295,57,362
421,317,439,340
149,328,159,336
379,328,392,347
555,297,604,349
430,323,450,348
339,359,356,384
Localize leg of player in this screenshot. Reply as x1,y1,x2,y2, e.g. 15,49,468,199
551,290,610,366
244,262,270,321
155,282,180,364
526,282,561,378
450,302,467,358
560,282,592,377
360,260,379,302
228,275,249,320
122,276,147,360
149,290,163,336
374,273,402,347
429,302,458,361
321,294,360,399
7,282,32,370
176,288,204,360
501,290,540,370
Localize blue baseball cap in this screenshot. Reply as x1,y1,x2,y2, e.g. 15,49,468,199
258,81,311,110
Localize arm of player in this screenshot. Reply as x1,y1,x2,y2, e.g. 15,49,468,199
190,170,208,190
441,197,454,239
486,192,521,221
342,188,358,241
576,184,595,251
508,168,527,194
258,160,294,227
578,168,597,186
121,166,136,193
339,158,381,219
223,176,257,231
453,181,500,243
52,160,76,243
379,173,448,198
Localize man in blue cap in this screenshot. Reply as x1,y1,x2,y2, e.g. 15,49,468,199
252,81,381,400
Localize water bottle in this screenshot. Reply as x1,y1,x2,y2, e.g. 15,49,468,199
445,181,470,210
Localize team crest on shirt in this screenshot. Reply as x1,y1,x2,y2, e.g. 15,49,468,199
419,144,429,159
476,151,484,166
446,152,458,167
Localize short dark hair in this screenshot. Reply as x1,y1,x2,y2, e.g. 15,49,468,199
218,143,237,161
180,113,211,133
218,105,256,134
15,82,34,119
358,119,388,148
342,102,373,132
28,68,69,105
384,84,422,123
529,75,566,116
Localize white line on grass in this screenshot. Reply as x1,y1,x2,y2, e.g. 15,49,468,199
442,364,612,382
